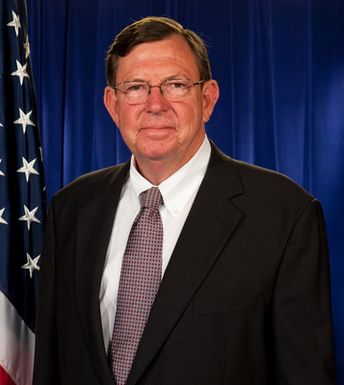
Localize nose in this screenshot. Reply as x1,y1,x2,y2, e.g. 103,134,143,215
144,85,169,113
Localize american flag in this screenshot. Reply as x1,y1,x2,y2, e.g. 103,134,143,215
0,0,46,384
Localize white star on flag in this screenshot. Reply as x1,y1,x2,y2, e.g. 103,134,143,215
24,35,31,59
17,157,39,182
0,122,3,127
19,205,41,230
11,60,29,86
0,207,8,225
21,253,41,279
14,108,35,134
0,159,5,176
7,10,21,36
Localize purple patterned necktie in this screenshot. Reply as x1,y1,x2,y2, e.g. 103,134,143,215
109,187,163,385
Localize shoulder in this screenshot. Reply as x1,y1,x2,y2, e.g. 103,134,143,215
208,143,315,214
51,162,129,208
234,158,312,201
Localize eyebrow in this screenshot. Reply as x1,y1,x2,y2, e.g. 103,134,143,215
121,78,146,84
121,74,190,84
164,74,189,81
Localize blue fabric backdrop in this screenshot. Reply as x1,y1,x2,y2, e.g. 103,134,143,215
26,0,344,381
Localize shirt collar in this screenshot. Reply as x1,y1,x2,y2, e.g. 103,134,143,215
129,137,211,217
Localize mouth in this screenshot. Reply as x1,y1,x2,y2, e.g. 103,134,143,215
139,126,175,136
140,125,174,130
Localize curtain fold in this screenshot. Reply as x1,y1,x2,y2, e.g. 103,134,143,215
26,0,344,381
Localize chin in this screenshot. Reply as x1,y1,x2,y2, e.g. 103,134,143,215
137,141,177,160
143,149,174,162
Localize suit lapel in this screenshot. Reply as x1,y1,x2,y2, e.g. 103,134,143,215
75,163,129,385
127,146,245,385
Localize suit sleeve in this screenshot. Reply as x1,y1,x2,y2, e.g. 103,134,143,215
272,199,336,384
33,200,60,385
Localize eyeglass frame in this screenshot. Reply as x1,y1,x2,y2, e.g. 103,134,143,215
113,78,206,104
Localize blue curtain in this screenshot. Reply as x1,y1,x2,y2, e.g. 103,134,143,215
26,0,344,381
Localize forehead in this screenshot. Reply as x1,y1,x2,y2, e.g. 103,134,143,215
116,34,200,81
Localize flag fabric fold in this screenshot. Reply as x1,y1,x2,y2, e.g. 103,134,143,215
0,1,46,384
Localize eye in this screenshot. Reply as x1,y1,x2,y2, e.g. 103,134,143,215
125,83,147,93
167,80,188,89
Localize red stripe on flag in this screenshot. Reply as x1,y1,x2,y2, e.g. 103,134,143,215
0,365,16,385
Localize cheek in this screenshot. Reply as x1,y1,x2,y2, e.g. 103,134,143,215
117,106,138,133
187,102,204,129
177,102,201,126
116,118,137,148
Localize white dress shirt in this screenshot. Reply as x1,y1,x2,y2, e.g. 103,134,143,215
99,137,211,351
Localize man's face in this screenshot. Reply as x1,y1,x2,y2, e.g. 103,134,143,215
104,34,219,174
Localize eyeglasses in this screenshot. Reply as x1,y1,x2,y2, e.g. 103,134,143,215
113,79,205,104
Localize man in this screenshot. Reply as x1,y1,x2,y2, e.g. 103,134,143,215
33,16,336,385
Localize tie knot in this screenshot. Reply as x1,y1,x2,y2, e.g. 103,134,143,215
140,187,162,211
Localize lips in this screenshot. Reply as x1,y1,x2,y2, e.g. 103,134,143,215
138,127,175,140
140,125,175,130
139,126,175,133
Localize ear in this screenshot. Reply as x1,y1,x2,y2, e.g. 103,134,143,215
201,80,220,124
104,86,119,126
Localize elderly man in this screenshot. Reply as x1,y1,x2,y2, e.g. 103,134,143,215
33,16,336,385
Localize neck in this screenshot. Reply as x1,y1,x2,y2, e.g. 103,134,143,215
135,158,185,185
134,143,204,185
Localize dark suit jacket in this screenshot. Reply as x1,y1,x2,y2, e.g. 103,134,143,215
33,143,336,385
